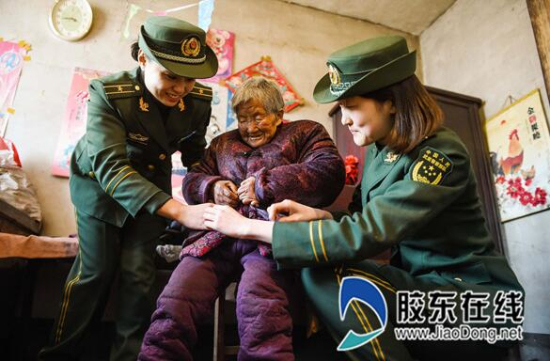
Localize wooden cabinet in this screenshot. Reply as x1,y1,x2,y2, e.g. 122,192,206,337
330,86,504,252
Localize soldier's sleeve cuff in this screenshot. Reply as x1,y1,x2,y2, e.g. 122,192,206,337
272,221,324,269
143,192,172,215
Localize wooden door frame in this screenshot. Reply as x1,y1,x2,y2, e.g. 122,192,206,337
527,0,550,104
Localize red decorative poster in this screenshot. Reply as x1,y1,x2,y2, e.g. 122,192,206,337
52,67,109,177
203,28,235,84
223,56,304,112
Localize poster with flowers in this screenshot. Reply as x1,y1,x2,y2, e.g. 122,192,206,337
486,89,550,222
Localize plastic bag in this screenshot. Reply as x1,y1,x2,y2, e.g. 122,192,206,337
0,137,42,223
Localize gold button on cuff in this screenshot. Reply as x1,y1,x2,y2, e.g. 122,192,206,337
147,164,155,171
88,171,95,179
159,153,167,160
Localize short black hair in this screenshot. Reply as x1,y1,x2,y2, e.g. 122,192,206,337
131,41,139,61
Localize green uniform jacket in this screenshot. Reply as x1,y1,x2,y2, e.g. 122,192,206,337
70,67,212,227
273,127,522,292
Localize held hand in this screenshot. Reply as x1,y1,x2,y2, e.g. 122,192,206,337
238,176,259,207
203,204,250,238
179,203,215,230
267,199,333,222
212,180,239,207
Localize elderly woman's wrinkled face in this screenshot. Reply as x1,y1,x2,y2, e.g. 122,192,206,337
237,99,283,148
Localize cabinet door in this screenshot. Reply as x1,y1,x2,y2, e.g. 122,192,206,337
331,87,504,251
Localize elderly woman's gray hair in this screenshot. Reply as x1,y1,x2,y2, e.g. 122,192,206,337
231,77,284,114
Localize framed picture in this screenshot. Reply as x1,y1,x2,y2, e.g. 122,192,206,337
485,89,550,222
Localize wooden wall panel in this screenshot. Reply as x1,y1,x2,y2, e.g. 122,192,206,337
527,0,550,105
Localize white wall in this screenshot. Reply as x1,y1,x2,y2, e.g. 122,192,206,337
421,0,550,334
0,0,418,236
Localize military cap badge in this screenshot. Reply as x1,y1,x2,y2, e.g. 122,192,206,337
181,36,201,57
328,63,341,86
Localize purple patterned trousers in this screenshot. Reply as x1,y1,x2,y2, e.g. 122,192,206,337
139,239,297,361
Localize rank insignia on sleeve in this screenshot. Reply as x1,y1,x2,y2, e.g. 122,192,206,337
411,147,453,185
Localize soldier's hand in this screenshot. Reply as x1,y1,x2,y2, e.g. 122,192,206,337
267,199,333,222
238,176,259,207
179,203,215,230
157,199,214,231
204,204,249,238
212,180,239,207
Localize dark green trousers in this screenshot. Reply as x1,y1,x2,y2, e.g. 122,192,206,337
39,209,166,361
302,261,511,361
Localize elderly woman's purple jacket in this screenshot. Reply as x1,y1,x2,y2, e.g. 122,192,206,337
181,119,345,256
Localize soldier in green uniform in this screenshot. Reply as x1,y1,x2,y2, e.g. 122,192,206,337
202,36,524,360
39,16,218,361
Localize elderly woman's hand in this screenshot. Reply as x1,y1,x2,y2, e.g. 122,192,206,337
268,199,333,222
212,180,239,207
238,176,260,207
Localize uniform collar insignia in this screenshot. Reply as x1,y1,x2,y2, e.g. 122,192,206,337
384,152,400,163
139,97,149,112
178,98,185,112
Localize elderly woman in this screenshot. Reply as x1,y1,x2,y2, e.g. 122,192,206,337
139,77,345,361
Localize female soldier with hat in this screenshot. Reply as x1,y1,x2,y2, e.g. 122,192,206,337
39,16,217,361
202,36,524,360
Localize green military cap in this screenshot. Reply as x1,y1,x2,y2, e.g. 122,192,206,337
138,16,218,79
313,36,416,103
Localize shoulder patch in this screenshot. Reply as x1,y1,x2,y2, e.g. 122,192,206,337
103,82,143,100
411,147,453,185
189,83,213,101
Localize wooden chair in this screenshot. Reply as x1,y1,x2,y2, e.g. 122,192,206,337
213,282,239,361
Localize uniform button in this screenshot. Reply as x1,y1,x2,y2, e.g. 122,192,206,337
454,277,463,282
159,153,167,160
135,85,140,91
88,171,95,179
148,164,155,171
